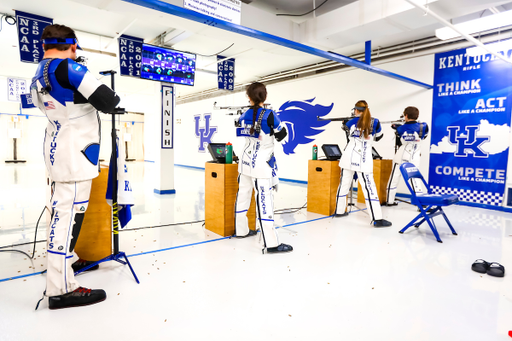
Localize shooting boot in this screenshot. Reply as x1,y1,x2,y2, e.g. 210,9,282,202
48,287,106,310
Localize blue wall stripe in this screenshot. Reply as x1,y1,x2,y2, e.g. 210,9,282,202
122,0,433,89
154,189,176,195
175,164,206,171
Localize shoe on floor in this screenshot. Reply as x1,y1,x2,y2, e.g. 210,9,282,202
386,202,398,206
233,229,258,239
48,287,106,310
267,243,293,253
374,219,392,227
334,212,348,218
471,259,489,274
72,259,99,272
486,262,505,277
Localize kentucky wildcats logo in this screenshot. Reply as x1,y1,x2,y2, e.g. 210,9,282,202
430,120,510,158
276,98,334,155
447,126,489,158
194,114,217,152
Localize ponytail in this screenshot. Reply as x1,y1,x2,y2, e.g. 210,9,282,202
249,106,259,135
246,82,267,135
355,100,371,139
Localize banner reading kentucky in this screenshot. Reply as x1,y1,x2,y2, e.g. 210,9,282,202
429,47,512,207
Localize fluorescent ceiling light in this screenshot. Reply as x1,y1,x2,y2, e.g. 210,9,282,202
436,10,512,40
466,39,512,56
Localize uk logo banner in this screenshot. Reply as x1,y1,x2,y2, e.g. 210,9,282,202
429,48,512,207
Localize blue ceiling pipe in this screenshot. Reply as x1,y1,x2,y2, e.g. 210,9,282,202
122,0,433,89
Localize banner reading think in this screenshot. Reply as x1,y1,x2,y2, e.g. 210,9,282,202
217,55,235,91
429,48,512,207
15,11,53,63
119,35,143,77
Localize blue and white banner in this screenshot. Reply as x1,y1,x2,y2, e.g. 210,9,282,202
429,48,512,207
118,34,143,77
217,55,235,91
7,78,28,102
15,11,53,64
106,136,134,228
20,94,36,109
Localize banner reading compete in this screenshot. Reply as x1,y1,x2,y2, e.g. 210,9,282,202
15,11,53,63
429,47,512,207
183,0,241,24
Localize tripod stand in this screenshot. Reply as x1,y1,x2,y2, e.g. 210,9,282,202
74,70,139,284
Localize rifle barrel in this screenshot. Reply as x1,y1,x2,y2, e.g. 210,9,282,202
317,116,352,122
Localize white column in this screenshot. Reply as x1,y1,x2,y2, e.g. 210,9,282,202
153,83,175,194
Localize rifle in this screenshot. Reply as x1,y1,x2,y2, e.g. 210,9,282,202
214,101,272,115
380,119,405,125
316,116,353,122
317,116,405,125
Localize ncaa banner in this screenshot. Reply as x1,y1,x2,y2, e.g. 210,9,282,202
119,34,143,77
15,11,53,63
217,55,235,91
429,47,512,207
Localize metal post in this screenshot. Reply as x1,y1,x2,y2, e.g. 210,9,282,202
365,40,372,65
110,71,120,255
72,73,139,283
13,138,17,161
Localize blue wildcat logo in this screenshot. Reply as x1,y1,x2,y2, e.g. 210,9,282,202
276,98,334,155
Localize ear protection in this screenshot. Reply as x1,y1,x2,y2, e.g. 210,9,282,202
42,38,82,50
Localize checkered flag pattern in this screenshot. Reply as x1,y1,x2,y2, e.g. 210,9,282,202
430,186,503,206
457,213,504,227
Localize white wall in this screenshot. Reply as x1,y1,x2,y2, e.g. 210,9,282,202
174,55,435,196
0,75,146,164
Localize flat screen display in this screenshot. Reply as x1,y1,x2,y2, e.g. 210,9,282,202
140,44,196,86
322,144,342,160
207,143,236,163
208,143,226,162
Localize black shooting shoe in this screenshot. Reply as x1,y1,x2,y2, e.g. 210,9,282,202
266,243,293,253
334,212,349,218
72,259,99,272
385,202,398,206
48,287,106,310
233,229,258,239
373,219,392,228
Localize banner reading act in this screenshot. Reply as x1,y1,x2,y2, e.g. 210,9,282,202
429,48,512,207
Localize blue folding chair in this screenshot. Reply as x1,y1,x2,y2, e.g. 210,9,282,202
399,163,459,243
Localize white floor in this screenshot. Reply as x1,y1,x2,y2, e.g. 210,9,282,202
1,162,511,340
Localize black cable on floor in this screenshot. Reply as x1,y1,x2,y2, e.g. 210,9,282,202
1,202,309,248
0,206,48,258
31,206,47,258
0,240,46,250
0,249,33,258
274,202,307,215
118,219,206,232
